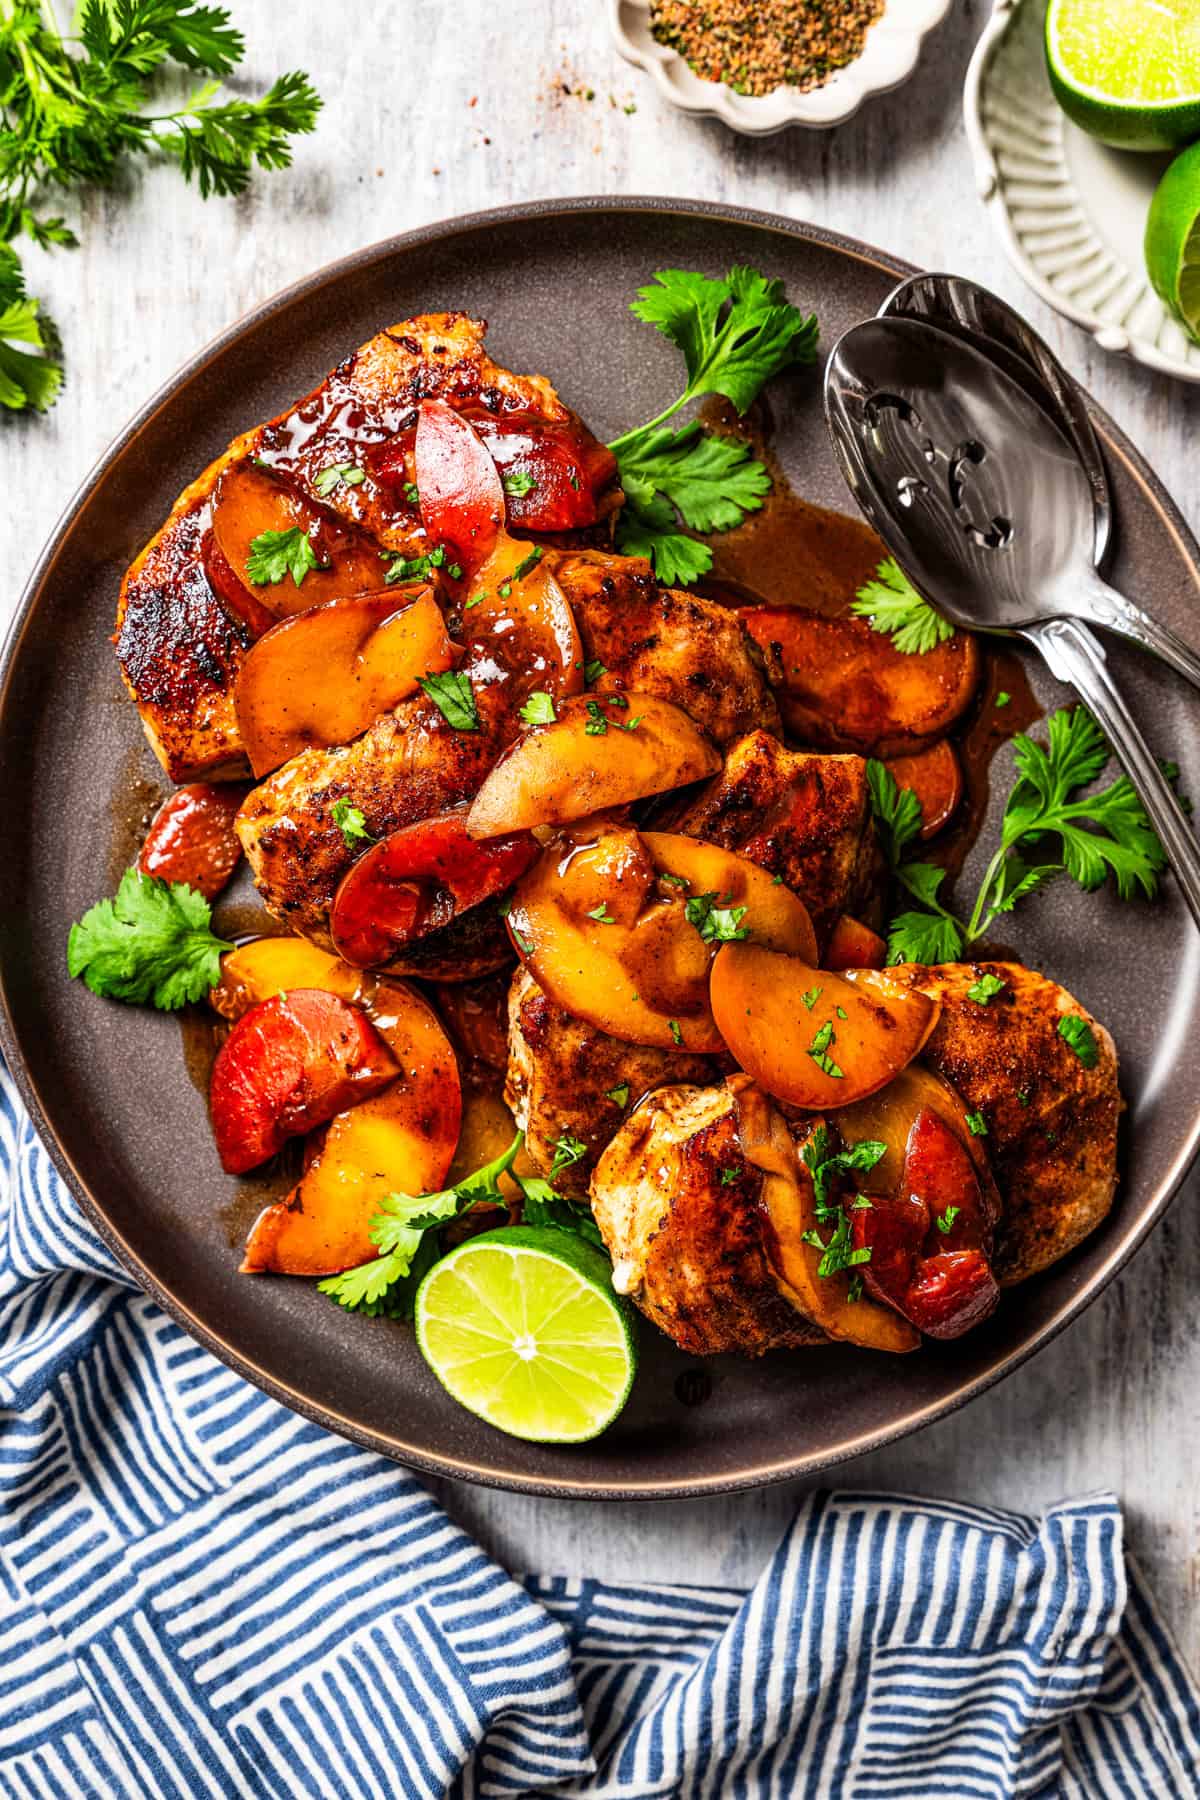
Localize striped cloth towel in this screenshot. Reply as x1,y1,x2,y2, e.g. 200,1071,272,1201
2,1063,1198,1800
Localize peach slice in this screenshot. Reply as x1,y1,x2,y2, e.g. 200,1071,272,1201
639,833,818,965
709,944,939,1108
733,1080,917,1353
138,782,246,899
415,397,504,575
740,606,979,756
210,989,399,1174
330,809,539,968
825,914,887,973
234,587,452,776
461,537,584,713
507,828,816,1052
211,938,462,1276
884,741,963,839
211,460,388,624
467,693,720,839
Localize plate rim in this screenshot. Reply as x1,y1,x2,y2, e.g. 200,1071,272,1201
5,193,1200,1501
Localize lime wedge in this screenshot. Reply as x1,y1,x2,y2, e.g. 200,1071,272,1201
414,1226,637,1442
1045,0,1200,150
1146,141,1200,343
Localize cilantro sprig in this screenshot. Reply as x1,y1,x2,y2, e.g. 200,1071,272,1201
850,558,954,656
607,266,818,584
0,2,320,413
685,890,749,943
318,1132,605,1316
868,707,1170,966
67,867,233,1010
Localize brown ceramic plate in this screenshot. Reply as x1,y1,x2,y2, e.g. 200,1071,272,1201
4,199,1199,1498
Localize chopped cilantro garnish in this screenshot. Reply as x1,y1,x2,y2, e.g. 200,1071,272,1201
685,891,749,943
966,973,1006,1005
313,462,365,497
420,670,479,731
1058,1014,1099,1068
519,691,556,726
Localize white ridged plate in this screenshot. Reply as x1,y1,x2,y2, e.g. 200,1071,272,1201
609,0,953,135
965,0,1200,382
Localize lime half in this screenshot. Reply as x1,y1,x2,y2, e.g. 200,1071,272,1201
414,1226,637,1442
1146,141,1200,343
1046,0,1200,150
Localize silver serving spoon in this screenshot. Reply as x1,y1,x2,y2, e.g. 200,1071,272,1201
824,313,1200,929
877,272,1112,571
878,274,1200,691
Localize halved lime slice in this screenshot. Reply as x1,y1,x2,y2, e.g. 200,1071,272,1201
1046,0,1200,150
414,1226,637,1442
1146,141,1200,344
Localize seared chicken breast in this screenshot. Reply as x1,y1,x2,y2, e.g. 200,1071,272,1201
590,1084,823,1356
556,552,781,748
891,962,1121,1283
115,314,618,781
669,729,881,945
505,968,718,1196
235,688,503,941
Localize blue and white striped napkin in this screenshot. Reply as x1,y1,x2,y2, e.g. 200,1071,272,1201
2,1061,1197,1800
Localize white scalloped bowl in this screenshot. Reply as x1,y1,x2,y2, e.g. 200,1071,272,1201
965,0,1200,383
609,0,954,134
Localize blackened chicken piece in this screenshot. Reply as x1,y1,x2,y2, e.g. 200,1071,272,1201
589,1084,824,1356
504,968,717,1197
668,729,881,946
555,551,781,748
890,962,1121,1284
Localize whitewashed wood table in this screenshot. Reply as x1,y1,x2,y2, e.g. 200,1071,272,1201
8,0,1199,1663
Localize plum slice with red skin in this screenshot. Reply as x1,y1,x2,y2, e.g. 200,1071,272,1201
330,809,539,969
210,989,399,1174
415,399,505,576
138,782,247,900
852,1104,1000,1339
905,1251,1000,1339
372,406,616,535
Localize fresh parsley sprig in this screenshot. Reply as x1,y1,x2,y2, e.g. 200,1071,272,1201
868,707,1170,965
0,245,61,412
0,2,321,412
319,1133,523,1317
850,558,953,656
67,867,233,1009
318,1132,606,1316
608,266,818,585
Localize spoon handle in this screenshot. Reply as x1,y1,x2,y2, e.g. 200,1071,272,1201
1079,572,1200,695
1024,617,1200,933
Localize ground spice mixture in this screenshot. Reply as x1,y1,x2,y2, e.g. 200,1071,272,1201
650,0,886,96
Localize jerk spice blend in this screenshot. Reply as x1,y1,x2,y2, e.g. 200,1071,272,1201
650,0,886,97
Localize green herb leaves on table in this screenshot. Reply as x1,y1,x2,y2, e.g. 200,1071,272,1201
0,2,321,413
607,267,818,584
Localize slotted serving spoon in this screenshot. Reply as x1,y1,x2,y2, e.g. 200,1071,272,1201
877,273,1113,571
824,312,1200,931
